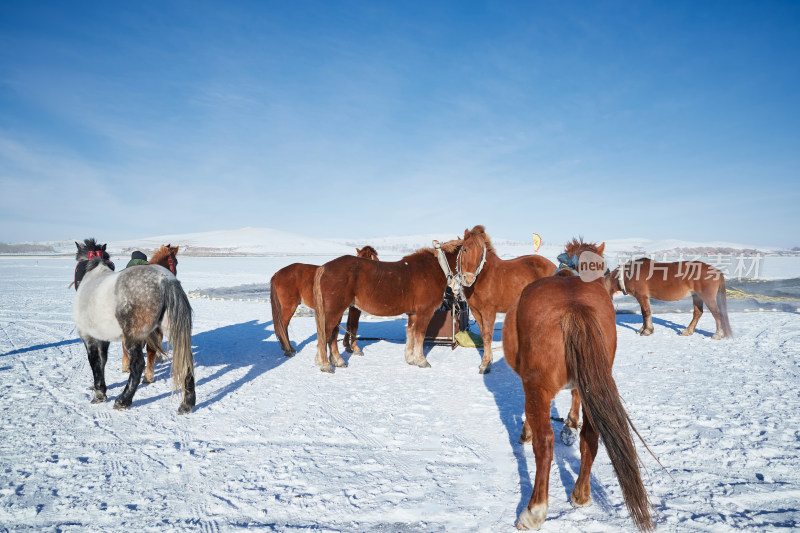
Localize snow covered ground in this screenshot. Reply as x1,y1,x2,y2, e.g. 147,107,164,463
0,255,799,531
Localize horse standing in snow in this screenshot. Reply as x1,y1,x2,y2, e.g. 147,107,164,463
503,238,654,531
312,238,462,373
270,246,379,357
72,239,195,414
121,244,181,383
456,225,556,374
606,258,733,338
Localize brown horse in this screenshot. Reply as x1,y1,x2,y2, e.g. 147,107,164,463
607,258,733,339
503,239,654,531
457,225,556,374
312,238,462,373
121,244,180,383
270,246,379,357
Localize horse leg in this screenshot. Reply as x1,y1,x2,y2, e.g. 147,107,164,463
571,411,600,507
85,337,109,403
681,293,704,336
560,389,581,446
403,314,418,365
345,307,363,355
516,389,554,530
281,300,299,356
478,310,496,374
410,310,432,368
635,294,654,335
329,326,347,368
121,344,130,373
143,330,162,383
519,418,532,444
114,339,145,410
702,291,726,340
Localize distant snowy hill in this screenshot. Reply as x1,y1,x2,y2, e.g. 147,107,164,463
5,227,793,257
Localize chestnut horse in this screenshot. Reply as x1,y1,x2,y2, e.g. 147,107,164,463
121,245,180,383
457,225,556,374
270,246,379,357
312,239,462,373
607,258,733,339
503,239,654,531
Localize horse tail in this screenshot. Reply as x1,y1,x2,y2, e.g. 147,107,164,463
270,276,292,353
162,278,194,394
562,305,655,532
313,266,326,344
717,275,733,338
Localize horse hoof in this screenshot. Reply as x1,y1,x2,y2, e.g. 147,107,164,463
283,350,296,358
352,348,363,356
143,375,155,384
121,368,129,374
416,359,431,368
333,359,347,368
712,333,722,340
680,329,693,336
91,392,107,404
113,400,130,411
478,363,491,374
560,425,578,446
518,431,532,444
516,503,547,530
320,365,335,374
570,492,591,508
178,403,194,415
640,329,653,336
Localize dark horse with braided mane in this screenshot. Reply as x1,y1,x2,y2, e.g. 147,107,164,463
72,239,195,414
456,225,556,374
121,244,181,383
312,238,462,373
270,246,379,357
503,239,654,531
606,258,733,339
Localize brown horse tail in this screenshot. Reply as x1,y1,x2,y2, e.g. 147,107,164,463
717,275,733,338
562,305,655,532
270,276,292,353
313,266,327,346
163,277,194,394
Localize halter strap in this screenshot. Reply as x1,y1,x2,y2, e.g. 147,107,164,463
168,255,176,274
456,245,486,287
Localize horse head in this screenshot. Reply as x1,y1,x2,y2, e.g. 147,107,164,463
356,246,379,261
73,238,115,290
457,225,495,287
150,244,179,275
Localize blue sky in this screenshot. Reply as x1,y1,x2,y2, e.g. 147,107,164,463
1,1,798,247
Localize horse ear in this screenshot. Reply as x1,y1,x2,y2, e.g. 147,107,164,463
463,229,469,240
101,244,107,251
597,242,605,256
172,246,179,255
75,241,81,250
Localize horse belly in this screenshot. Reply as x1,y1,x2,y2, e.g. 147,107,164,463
75,298,124,341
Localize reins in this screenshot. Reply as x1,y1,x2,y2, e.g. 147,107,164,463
432,240,460,294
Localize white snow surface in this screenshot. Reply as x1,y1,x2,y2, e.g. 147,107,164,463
1,256,799,531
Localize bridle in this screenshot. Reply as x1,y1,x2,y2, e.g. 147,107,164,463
167,254,176,274
456,244,486,287
71,250,114,290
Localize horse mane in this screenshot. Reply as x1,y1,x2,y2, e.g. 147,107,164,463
149,244,178,265
420,237,463,257
75,238,109,261
564,237,604,258
358,245,378,257
464,225,497,255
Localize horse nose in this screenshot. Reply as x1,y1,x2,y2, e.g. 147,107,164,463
461,273,475,286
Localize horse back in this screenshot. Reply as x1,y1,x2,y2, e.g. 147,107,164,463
627,259,723,300
512,276,615,380
272,263,319,307
470,253,556,312
322,253,444,317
